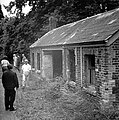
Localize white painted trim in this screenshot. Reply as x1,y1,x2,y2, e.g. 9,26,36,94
41,50,44,77
75,47,78,81
75,47,78,66
40,51,42,72
62,48,67,79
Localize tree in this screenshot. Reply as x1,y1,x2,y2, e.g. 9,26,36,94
1,0,119,62
0,15,37,62
0,4,4,20
0,4,4,59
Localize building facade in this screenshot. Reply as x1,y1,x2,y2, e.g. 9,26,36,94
30,8,119,102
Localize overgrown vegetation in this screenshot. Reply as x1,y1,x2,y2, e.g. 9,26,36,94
14,71,119,120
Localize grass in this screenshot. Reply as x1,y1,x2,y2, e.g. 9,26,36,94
14,70,119,120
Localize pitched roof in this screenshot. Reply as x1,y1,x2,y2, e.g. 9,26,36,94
30,8,119,48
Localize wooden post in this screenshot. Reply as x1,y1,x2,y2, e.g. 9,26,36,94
80,47,83,87
62,47,67,80
75,47,78,81
41,50,45,78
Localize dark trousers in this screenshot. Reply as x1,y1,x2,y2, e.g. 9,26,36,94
4,89,16,109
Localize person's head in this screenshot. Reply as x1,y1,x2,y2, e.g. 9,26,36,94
13,54,16,57
16,53,19,56
24,59,28,64
7,64,13,70
22,54,25,57
3,55,8,60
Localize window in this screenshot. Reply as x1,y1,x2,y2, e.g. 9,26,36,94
37,53,40,70
32,53,35,68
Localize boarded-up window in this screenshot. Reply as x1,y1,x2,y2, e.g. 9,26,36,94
37,53,40,70
32,53,35,68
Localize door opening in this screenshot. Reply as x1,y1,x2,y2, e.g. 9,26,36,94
52,50,62,78
84,54,95,87
42,50,62,79
68,49,76,81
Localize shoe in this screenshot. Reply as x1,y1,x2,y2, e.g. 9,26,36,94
9,107,16,111
5,108,10,111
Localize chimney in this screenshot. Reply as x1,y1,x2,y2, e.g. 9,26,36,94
49,16,57,31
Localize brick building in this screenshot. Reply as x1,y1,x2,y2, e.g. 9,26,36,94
30,8,119,102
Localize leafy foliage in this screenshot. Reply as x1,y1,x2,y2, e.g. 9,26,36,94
0,0,119,61
0,5,4,20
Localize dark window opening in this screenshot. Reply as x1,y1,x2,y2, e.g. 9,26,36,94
32,53,35,68
37,53,40,70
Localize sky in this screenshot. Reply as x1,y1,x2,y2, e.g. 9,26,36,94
0,0,31,17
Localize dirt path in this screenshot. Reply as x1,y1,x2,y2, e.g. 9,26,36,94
0,69,20,120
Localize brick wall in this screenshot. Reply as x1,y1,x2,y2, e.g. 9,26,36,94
75,38,119,102
76,46,111,99
30,38,119,102
109,38,119,101
76,47,81,87
30,48,42,70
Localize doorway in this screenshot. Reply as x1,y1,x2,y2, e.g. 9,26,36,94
68,49,76,81
43,50,62,79
84,54,95,87
52,50,62,78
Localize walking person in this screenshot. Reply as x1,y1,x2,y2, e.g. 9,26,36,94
1,55,10,72
13,54,17,68
21,54,26,64
2,64,19,111
16,54,21,72
21,59,31,88
13,53,21,72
